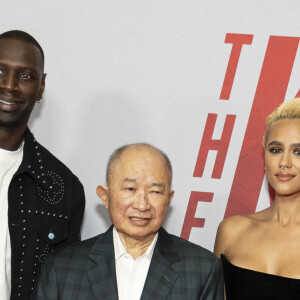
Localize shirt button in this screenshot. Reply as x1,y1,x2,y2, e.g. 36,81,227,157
48,233,55,240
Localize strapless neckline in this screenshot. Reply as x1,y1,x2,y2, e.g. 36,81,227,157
221,254,300,281
221,254,300,300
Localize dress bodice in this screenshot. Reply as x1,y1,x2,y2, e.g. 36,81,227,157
221,254,300,300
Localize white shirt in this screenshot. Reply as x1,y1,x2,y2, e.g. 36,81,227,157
113,226,158,300
0,142,24,300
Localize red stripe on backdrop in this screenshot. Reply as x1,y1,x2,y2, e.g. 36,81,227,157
224,36,300,218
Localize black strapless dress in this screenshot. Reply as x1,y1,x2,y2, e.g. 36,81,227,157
221,254,300,300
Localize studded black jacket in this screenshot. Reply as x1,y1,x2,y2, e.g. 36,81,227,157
8,129,85,300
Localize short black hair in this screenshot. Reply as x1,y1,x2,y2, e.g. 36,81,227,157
0,30,44,69
106,143,173,186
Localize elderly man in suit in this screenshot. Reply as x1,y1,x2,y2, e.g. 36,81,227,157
32,143,224,300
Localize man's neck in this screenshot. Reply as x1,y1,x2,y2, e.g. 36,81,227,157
117,230,157,260
0,126,26,151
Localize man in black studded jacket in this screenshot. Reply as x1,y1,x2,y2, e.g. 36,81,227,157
0,30,85,300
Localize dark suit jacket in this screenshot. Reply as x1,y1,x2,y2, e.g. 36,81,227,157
31,226,224,300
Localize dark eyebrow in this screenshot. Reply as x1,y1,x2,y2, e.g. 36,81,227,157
123,178,136,183
267,141,300,148
267,141,283,147
291,143,300,147
20,68,37,73
0,62,38,72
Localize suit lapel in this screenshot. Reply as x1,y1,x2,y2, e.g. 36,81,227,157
87,226,119,300
141,228,179,300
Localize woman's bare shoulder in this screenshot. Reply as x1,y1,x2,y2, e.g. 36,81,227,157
218,209,269,232
214,215,255,257
219,214,254,233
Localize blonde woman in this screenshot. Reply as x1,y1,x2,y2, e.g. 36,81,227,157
214,98,300,299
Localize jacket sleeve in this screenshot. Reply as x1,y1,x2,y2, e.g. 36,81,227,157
199,258,224,300
31,255,58,300
66,177,85,243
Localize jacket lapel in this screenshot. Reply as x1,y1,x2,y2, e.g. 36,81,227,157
14,128,54,189
87,226,119,300
141,228,179,300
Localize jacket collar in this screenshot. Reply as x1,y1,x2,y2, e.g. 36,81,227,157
86,226,179,300
87,226,119,299
141,227,179,299
15,128,50,189
88,225,115,262
87,226,179,264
